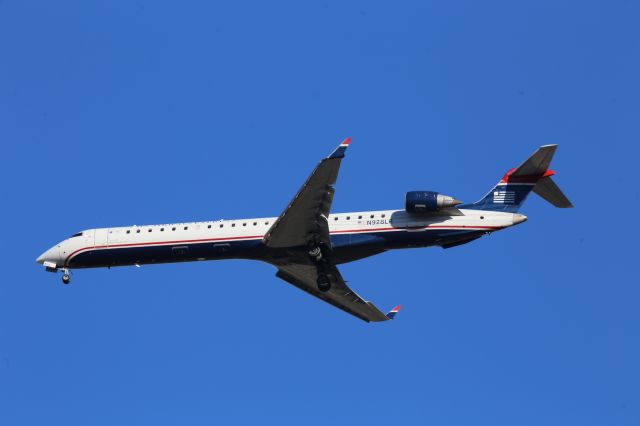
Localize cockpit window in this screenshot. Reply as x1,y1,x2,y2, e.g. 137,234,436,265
70,232,83,238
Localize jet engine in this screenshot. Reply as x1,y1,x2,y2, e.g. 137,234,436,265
405,191,461,213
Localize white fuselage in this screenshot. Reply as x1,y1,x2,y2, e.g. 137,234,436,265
37,208,524,270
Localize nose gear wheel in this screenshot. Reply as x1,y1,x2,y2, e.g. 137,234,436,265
61,268,71,284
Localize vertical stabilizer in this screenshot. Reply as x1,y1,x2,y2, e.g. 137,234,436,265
458,145,572,212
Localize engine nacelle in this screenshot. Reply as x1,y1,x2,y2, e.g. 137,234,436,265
405,191,461,213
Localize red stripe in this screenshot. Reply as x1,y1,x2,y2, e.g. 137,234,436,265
64,234,263,266
500,168,555,183
64,225,501,266
332,225,500,234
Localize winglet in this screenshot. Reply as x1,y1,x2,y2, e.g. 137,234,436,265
386,305,401,320
328,137,352,159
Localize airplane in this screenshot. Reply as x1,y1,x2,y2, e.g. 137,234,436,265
36,139,572,322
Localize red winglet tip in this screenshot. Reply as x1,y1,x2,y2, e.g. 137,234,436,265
341,137,351,146
392,305,401,312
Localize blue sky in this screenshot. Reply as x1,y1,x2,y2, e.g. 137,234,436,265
1,1,639,424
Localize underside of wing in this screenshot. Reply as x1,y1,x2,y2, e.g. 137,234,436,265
275,262,392,323
265,139,398,322
263,138,351,249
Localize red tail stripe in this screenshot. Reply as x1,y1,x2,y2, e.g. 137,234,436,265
500,169,555,183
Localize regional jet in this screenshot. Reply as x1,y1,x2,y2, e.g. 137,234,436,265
36,139,572,322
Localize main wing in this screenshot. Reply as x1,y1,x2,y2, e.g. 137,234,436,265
265,139,397,322
275,262,393,323
262,138,351,249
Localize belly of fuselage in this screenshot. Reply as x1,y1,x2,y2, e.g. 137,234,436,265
67,227,485,269
68,238,266,268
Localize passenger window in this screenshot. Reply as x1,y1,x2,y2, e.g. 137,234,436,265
334,217,338,221
208,224,211,229
126,230,130,234
232,224,236,227
184,226,188,230
265,222,269,225
370,214,374,219
253,222,257,226
172,227,176,231
381,214,386,218
136,230,140,233
220,224,224,228
161,228,164,231
148,229,152,232
358,215,362,219
243,223,246,226
346,216,350,220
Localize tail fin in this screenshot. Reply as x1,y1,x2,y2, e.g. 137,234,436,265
459,145,573,212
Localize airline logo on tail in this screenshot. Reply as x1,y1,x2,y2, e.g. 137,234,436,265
493,190,516,204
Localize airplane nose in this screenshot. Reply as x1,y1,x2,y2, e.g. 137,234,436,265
36,246,61,265
512,213,528,225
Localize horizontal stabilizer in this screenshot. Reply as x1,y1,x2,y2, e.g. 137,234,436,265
512,144,558,176
533,176,573,208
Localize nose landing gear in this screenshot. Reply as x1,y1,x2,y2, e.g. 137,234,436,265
61,268,71,285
